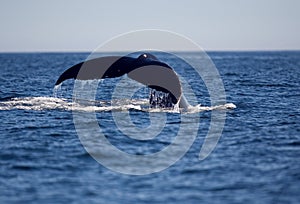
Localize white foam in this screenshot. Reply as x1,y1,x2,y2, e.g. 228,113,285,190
0,97,72,111
0,96,236,113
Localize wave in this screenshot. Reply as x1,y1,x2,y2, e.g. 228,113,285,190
0,96,236,113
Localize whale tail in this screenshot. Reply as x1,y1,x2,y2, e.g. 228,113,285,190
55,62,83,86
55,53,187,107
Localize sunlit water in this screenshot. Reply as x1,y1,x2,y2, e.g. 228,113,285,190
0,52,299,203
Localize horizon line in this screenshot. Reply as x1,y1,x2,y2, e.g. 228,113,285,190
0,49,299,54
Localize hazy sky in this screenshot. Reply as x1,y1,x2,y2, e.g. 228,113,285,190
0,0,299,52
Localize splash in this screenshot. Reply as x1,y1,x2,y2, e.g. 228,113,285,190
149,89,175,109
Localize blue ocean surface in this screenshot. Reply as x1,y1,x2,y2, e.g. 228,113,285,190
0,51,299,203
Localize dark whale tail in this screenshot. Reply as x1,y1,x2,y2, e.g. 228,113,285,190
55,53,183,105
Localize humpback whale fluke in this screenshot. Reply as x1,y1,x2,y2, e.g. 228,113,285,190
55,53,187,107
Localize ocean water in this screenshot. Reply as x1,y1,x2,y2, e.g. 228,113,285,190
0,51,299,203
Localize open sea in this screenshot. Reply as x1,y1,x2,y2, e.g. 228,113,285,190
0,51,299,203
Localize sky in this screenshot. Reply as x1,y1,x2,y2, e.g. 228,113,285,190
0,0,299,52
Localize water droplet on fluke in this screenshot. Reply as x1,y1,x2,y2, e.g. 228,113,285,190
53,84,62,98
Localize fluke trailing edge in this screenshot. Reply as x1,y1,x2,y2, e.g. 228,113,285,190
55,53,189,108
